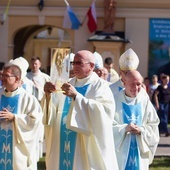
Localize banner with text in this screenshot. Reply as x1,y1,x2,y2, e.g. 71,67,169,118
149,18,170,78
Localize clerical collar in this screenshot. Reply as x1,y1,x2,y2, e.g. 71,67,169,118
76,74,92,87
124,94,137,105
4,87,19,97
5,87,18,93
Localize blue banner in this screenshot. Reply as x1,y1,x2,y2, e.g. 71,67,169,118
149,18,170,78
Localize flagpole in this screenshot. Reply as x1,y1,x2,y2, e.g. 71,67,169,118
5,0,12,15
81,15,87,26
1,0,11,25
64,0,69,6
81,0,95,26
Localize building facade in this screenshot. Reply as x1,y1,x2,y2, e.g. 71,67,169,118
0,0,170,77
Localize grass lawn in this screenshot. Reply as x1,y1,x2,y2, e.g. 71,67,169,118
37,156,170,170
37,157,46,170
149,157,170,170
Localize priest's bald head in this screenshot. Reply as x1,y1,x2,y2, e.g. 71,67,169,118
72,50,95,79
124,70,143,98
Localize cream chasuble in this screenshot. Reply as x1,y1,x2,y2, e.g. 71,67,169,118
113,90,160,170
42,72,119,170
0,87,43,170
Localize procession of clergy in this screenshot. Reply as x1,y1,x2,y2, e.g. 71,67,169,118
0,48,159,170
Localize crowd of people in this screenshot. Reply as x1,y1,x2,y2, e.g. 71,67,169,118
144,73,170,137
0,48,162,170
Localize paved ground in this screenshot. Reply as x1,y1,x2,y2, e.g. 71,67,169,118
155,135,170,157
43,134,170,157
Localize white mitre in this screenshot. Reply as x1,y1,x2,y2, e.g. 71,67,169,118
7,57,29,80
119,48,139,70
93,52,103,69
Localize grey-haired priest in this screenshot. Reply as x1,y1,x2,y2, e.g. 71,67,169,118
42,50,119,170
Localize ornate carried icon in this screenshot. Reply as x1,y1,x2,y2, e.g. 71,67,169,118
50,48,71,92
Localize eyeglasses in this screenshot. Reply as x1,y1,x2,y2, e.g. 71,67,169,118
71,61,90,66
0,74,16,78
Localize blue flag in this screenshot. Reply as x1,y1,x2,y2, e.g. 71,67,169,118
63,6,81,30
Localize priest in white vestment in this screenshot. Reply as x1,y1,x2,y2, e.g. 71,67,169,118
42,50,119,170
27,57,50,102
112,70,160,170
0,63,43,170
9,57,44,160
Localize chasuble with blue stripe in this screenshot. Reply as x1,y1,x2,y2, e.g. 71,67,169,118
0,94,20,170
59,84,89,170
122,102,142,170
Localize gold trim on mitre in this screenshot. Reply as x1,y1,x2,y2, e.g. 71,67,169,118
119,48,139,71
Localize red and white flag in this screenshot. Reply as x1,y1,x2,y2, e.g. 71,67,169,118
87,1,97,33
